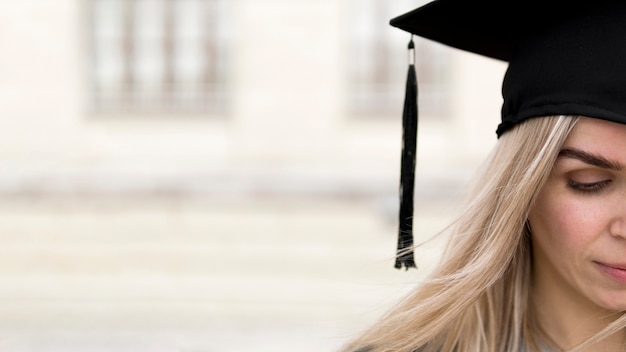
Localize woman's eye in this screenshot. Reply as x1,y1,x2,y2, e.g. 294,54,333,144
566,179,612,194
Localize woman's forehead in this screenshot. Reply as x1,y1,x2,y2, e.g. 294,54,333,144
564,117,626,153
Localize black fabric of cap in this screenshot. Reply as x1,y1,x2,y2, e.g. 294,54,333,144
390,1,626,137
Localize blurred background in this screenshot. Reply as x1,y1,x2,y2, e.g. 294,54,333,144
0,0,507,351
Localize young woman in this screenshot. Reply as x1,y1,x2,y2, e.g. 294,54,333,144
340,1,626,351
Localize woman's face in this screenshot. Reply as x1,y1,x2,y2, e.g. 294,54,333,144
529,117,626,313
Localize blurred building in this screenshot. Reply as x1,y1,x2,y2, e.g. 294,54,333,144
0,0,505,197
0,0,506,351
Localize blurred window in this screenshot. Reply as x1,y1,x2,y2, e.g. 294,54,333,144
348,0,450,118
88,0,231,114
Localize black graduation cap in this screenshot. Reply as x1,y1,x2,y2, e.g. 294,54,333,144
390,1,626,269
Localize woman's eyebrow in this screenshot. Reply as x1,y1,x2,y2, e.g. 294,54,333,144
558,147,624,171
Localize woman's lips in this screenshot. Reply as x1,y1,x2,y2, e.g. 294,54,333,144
595,261,626,283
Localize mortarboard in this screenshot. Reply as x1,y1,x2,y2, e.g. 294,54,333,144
390,1,626,269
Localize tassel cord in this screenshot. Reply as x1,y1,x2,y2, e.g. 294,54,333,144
395,37,418,270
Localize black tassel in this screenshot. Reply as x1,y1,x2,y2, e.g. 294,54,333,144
395,36,417,270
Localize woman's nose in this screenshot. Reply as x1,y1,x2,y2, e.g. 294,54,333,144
609,205,626,239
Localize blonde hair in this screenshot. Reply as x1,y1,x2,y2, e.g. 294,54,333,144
340,115,626,352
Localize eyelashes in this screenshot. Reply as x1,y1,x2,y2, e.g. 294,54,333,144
567,179,612,194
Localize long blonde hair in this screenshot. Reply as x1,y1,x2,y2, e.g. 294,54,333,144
340,115,626,352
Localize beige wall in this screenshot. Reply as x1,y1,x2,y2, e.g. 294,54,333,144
0,0,506,195
0,0,508,351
